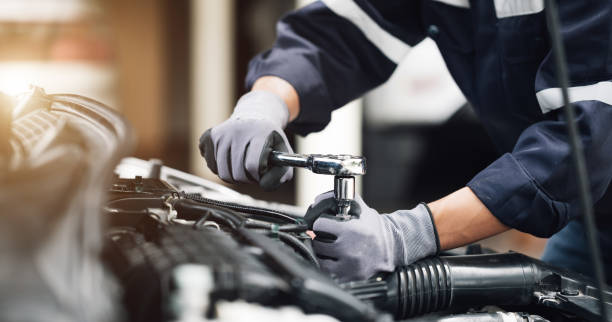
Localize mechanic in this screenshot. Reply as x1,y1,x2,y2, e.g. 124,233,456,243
200,1,612,282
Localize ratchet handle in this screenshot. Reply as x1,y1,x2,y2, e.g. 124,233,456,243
258,132,292,191
269,151,310,169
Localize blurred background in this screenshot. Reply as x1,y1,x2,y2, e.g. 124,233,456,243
0,0,546,256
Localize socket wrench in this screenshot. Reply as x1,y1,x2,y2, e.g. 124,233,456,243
269,151,366,219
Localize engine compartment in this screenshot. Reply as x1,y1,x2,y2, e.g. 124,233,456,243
1,88,610,322
106,161,612,322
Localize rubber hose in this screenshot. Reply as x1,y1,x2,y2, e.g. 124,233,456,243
343,253,594,319
245,220,308,233
173,199,243,229
249,229,320,268
181,193,300,225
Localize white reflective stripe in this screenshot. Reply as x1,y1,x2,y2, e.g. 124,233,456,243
536,81,612,114
494,0,544,18
431,0,470,8
321,0,410,64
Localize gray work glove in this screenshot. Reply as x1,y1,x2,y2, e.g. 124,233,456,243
306,192,439,282
199,91,293,190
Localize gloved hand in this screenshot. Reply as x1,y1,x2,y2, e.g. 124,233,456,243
199,91,293,190
305,192,439,282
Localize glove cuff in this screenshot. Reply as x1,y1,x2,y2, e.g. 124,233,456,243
420,203,441,255
386,204,439,267
232,91,290,129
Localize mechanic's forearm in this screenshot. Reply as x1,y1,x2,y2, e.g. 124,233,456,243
428,187,509,250
252,76,300,122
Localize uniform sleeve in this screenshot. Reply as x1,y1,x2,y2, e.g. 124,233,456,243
467,1,612,237
245,0,426,135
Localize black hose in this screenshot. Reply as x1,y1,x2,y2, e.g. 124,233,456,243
181,193,301,225
245,220,308,233
173,198,317,267
344,253,612,320
249,228,320,269
173,198,244,230
544,1,608,320
277,232,319,268
407,312,540,322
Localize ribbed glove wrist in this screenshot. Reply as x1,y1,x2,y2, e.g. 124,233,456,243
384,203,440,268
232,91,290,129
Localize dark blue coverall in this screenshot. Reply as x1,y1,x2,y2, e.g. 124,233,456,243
245,0,612,281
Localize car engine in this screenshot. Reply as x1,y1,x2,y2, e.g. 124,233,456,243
1,88,610,322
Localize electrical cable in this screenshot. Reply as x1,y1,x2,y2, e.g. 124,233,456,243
178,194,308,231
544,1,609,320
193,212,212,228
244,219,308,233
174,197,317,267
181,193,301,225
277,232,320,268
173,198,244,230
249,228,320,268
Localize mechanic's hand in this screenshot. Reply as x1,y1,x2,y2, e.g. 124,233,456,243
199,91,293,190
306,192,439,282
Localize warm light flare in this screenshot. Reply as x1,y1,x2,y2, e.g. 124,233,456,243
0,61,117,107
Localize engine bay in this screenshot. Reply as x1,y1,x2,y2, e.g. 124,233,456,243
1,88,611,322
106,159,612,322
